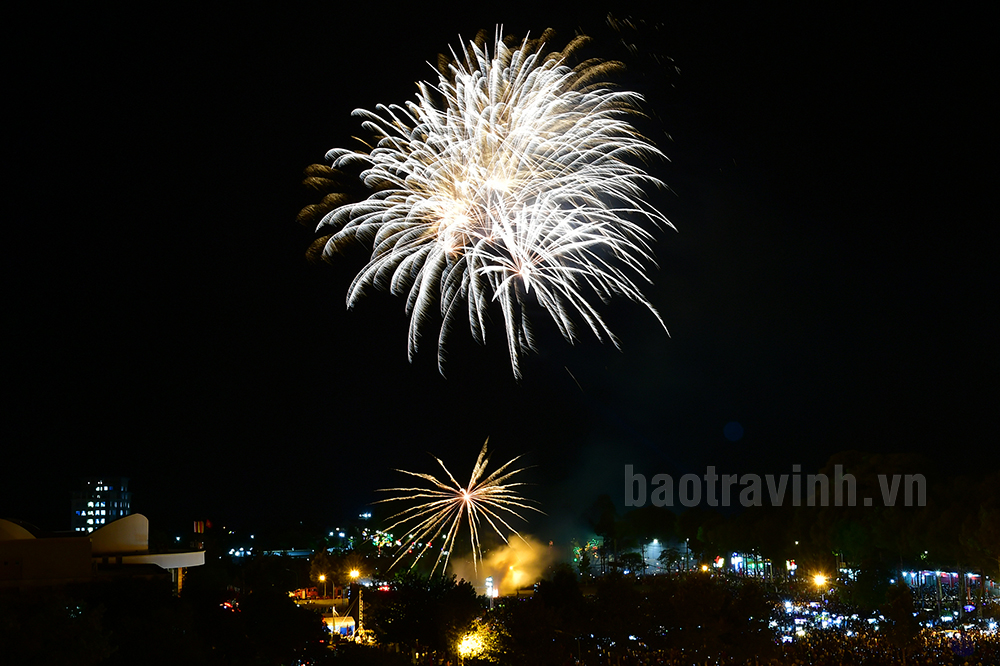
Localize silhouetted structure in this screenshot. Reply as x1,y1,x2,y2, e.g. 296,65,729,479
0,514,203,594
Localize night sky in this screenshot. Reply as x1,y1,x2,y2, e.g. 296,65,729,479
5,5,995,539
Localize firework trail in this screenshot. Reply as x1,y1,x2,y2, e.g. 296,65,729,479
377,441,540,576
314,28,673,378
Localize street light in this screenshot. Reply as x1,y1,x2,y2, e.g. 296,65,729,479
319,574,327,598
350,569,363,640
814,574,828,602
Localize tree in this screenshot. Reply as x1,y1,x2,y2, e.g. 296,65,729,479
658,546,682,572
535,564,583,609
363,572,481,656
619,551,644,574
491,597,576,666
577,548,591,577
883,580,920,666
584,494,619,574
239,585,327,665
845,558,893,612
642,574,778,663
0,592,113,666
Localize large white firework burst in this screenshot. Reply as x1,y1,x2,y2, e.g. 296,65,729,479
377,441,539,576
318,28,673,378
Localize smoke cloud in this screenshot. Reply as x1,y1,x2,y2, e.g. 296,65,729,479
451,534,558,595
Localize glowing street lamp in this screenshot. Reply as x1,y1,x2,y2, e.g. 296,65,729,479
814,574,828,602
349,569,363,639
319,574,327,598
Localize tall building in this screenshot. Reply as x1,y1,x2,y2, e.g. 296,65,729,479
71,477,132,533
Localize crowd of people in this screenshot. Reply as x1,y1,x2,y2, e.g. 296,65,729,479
551,626,1000,666
772,627,999,666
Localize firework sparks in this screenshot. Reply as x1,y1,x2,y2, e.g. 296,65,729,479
377,441,540,576
314,28,674,378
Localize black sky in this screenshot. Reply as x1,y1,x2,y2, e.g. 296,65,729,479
5,4,995,536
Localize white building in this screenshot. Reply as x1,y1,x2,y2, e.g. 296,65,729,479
1,513,204,593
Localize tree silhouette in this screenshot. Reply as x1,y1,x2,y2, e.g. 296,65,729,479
363,571,481,656
883,580,920,666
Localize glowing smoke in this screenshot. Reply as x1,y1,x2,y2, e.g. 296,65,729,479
451,534,558,595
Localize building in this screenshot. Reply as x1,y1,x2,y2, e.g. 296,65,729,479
71,477,132,533
0,513,204,593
